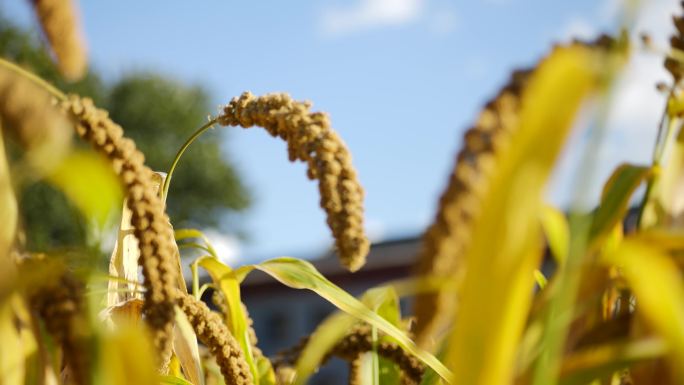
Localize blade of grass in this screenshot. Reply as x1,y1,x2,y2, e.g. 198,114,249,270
175,229,218,258
292,285,403,385
293,312,357,385
239,257,453,383
361,287,402,385
197,256,258,383
541,206,570,266
590,163,652,243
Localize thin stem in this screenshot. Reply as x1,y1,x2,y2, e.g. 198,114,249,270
637,112,676,228
0,57,66,101
161,118,218,204
192,260,200,300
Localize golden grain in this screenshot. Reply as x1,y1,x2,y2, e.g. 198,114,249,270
218,92,369,272
31,0,87,81
212,290,263,357
179,293,253,385
60,95,178,371
348,354,363,385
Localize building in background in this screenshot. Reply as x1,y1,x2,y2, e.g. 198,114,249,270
241,236,420,385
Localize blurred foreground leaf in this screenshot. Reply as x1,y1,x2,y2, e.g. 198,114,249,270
446,43,614,385
591,163,651,243
602,238,684,382
47,149,122,228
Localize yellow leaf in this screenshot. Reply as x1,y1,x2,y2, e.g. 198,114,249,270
602,238,684,382
590,164,652,243
445,44,609,385
197,257,258,383
97,326,158,385
48,149,122,228
541,205,570,265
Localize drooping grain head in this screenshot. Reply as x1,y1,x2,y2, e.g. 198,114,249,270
179,293,253,385
31,0,87,81
411,36,620,349
60,94,178,372
667,5,684,83
19,258,91,385
218,92,369,272
411,69,529,348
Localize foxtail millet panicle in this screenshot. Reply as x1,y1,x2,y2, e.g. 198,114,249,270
666,3,684,82
411,36,618,348
60,95,178,371
179,293,253,385
348,354,363,385
218,92,369,272
31,0,87,81
272,324,424,384
20,259,91,385
212,290,263,357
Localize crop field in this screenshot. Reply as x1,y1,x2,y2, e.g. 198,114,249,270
1,1,684,385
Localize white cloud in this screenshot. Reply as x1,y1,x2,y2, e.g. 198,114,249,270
319,0,424,36
203,229,242,265
365,217,387,242
427,7,460,36
557,17,598,42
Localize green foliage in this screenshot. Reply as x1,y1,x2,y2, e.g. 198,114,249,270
107,74,249,229
0,15,249,250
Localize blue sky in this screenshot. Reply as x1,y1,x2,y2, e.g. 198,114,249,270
1,0,679,263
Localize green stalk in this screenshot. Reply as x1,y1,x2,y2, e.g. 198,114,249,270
0,57,66,101
161,118,218,204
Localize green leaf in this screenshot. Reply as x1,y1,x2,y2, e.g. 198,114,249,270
361,286,401,329
590,164,651,243
196,257,259,384
256,356,276,385
293,312,357,385
175,229,218,258
238,257,453,383
540,206,569,265
361,286,402,385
